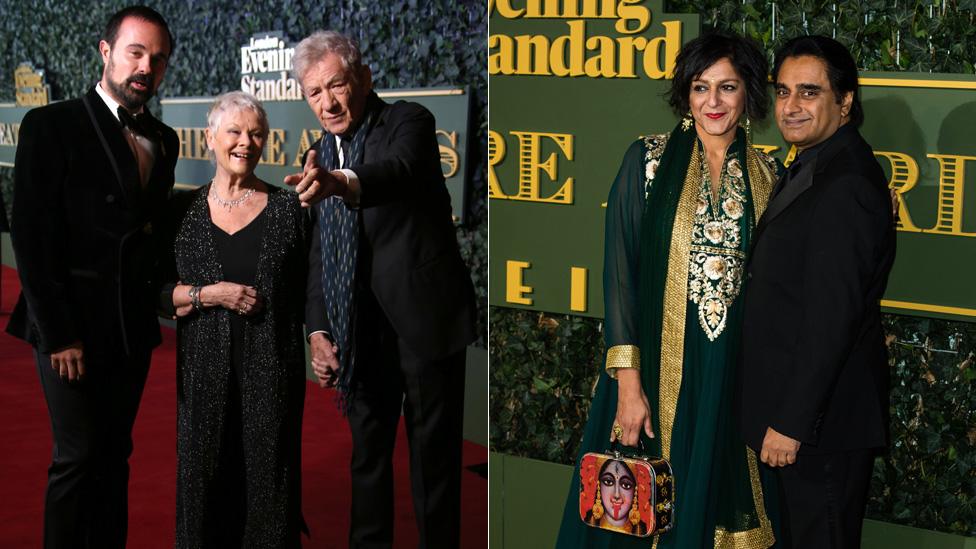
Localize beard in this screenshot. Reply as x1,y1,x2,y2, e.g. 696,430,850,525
105,58,154,111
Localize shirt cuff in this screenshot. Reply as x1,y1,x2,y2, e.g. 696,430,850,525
307,330,332,343
338,168,361,207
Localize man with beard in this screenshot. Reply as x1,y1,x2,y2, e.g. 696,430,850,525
6,6,178,547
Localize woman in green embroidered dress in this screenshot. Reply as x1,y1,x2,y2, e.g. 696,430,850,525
555,33,783,549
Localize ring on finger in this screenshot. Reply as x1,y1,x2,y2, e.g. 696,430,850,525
612,423,623,441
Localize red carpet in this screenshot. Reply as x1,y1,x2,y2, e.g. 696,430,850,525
0,265,487,547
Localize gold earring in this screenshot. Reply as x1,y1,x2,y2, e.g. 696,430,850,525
629,483,641,526
681,110,694,131
592,485,605,520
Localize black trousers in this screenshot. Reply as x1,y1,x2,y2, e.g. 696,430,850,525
35,349,151,549
774,449,875,549
346,289,466,549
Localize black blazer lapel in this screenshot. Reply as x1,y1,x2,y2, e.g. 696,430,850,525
757,160,815,228
141,111,174,206
361,93,390,158
759,125,863,230
82,87,142,208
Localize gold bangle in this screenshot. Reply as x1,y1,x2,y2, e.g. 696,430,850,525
605,345,640,379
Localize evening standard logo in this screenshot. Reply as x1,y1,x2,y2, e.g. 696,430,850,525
240,32,302,101
15,63,50,107
488,0,683,79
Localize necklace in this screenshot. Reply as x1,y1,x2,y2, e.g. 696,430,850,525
209,181,254,211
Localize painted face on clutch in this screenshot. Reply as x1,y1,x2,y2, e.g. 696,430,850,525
599,460,636,528
206,108,267,179
688,57,746,141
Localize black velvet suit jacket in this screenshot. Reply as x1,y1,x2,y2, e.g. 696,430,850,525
6,86,180,359
305,95,477,361
738,125,896,454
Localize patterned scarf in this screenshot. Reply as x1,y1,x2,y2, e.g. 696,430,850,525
315,98,376,411
636,123,777,547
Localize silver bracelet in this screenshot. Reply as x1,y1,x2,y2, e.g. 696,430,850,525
189,285,203,311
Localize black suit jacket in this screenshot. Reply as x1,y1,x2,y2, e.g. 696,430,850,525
738,125,896,454
6,86,180,359
305,95,477,361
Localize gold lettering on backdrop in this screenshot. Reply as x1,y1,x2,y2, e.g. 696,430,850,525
506,261,534,304
549,21,586,76
0,123,20,147
488,131,574,203
613,35,647,77
615,0,650,32
489,35,517,75
584,34,618,77
174,128,210,160
570,266,588,311
488,0,620,20
516,34,553,75
177,128,192,159
291,128,324,167
643,21,681,79
260,129,287,166
488,136,973,232
488,130,508,197
14,64,50,107
488,0,682,79
14,69,42,89
874,151,922,232
437,130,460,178
194,128,209,159
488,0,527,18
925,154,976,237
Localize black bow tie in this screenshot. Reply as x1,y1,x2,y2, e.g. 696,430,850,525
117,107,154,139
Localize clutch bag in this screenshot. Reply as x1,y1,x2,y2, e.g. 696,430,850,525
577,444,674,537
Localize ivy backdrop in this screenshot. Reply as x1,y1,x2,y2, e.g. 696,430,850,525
490,0,976,538
0,0,488,346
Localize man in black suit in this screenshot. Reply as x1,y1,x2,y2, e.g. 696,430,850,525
285,31,477,548
738,36,896,548
6,6,178,547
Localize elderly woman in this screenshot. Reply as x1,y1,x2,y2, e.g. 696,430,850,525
556,33,782,548
158,91,307,547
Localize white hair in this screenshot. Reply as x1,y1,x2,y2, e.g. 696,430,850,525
292,30,364,84
206,91,268,136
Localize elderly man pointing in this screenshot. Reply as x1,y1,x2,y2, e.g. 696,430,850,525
285,30,477,549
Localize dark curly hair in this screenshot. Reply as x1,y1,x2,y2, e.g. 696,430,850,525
667,32,770,122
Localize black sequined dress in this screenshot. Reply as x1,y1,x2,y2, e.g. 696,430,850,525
159,184,308,548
